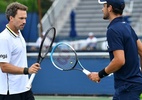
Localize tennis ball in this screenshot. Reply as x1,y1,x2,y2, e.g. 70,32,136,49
140,93,142,99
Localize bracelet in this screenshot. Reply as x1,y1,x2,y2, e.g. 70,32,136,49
23,68,29,74
98,68,109,78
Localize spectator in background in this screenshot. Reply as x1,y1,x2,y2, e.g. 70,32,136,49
30,31,51,51
36,31,51,48
86,32,97,50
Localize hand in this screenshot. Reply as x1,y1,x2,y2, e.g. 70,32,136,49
88,72,100,83
28,63,41,74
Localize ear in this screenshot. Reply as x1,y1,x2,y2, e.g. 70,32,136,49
9,16,14,21
108,5,113,12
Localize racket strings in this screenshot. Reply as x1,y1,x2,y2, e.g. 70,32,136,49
41,28,55,57
52,44,77,70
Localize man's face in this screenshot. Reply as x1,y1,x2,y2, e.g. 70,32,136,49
10,10,27,30
102,3,109,20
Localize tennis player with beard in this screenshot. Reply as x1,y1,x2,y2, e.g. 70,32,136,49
88,0,142,99
0,2,40,100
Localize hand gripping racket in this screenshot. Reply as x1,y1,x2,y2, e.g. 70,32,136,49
50,42,91,75
26,27,56,89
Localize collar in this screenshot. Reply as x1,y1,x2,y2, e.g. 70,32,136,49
107,16,124,29
6,25,19,38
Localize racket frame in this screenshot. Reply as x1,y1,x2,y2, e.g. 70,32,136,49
50,42,77,71
26,27,56,89
50,42,91,75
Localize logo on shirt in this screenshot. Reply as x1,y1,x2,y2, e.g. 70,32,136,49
0,54,7,59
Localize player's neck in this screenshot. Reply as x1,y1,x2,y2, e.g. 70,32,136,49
7,24,19,34
109,14,122,22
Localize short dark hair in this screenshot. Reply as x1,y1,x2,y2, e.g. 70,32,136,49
107,3,125,15
5,2,28,21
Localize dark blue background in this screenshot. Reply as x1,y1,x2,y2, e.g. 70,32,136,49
0,13,39,42
28,56,114,95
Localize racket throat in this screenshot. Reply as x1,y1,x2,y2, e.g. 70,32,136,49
82,69,91,75
37,57,43,63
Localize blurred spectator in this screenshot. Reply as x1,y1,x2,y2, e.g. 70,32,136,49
30,31,51,51
86,32,97,50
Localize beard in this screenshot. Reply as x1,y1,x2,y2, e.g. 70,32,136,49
18,24,25,30
103,13,109,20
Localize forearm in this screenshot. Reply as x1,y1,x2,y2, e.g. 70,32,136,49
105,50,125,75
88,58,124,82
105,58,123,74
105,59,125,74
0,62,24,74
99,56,124,79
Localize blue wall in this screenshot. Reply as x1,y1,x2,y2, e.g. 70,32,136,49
0,14,8,32
21,13,39,42
28,56,114,95
0,13,39,42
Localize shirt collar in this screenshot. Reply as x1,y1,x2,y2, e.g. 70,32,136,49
107,16,124,29
6,25,19,38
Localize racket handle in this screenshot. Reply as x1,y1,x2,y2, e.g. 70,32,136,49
82,69,91,75
26,73,36,89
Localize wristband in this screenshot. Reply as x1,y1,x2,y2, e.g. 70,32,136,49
23,68,29,74
98,68,109,78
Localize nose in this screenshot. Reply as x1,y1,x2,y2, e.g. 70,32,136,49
23,18,26,24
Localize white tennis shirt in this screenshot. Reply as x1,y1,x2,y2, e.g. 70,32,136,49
0,25,29,95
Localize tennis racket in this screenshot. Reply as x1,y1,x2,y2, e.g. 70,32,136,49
26,27,56,89
50,42,91,75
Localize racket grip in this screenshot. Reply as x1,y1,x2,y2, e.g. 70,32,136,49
82,69,91,75
26,73,36,89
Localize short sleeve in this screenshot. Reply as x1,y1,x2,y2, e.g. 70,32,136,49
0,38,11,62
107,29,124,52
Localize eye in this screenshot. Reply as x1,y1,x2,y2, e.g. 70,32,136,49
19,17,26,20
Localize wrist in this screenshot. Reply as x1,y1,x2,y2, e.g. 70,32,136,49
98,68,109,78
23,68,29,74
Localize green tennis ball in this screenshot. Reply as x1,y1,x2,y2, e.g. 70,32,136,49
140,93,142,99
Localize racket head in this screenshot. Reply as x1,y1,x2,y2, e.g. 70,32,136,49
37,27,56,63
50,42,78,71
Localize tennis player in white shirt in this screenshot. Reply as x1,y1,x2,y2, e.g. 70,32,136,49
0,2,40,100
